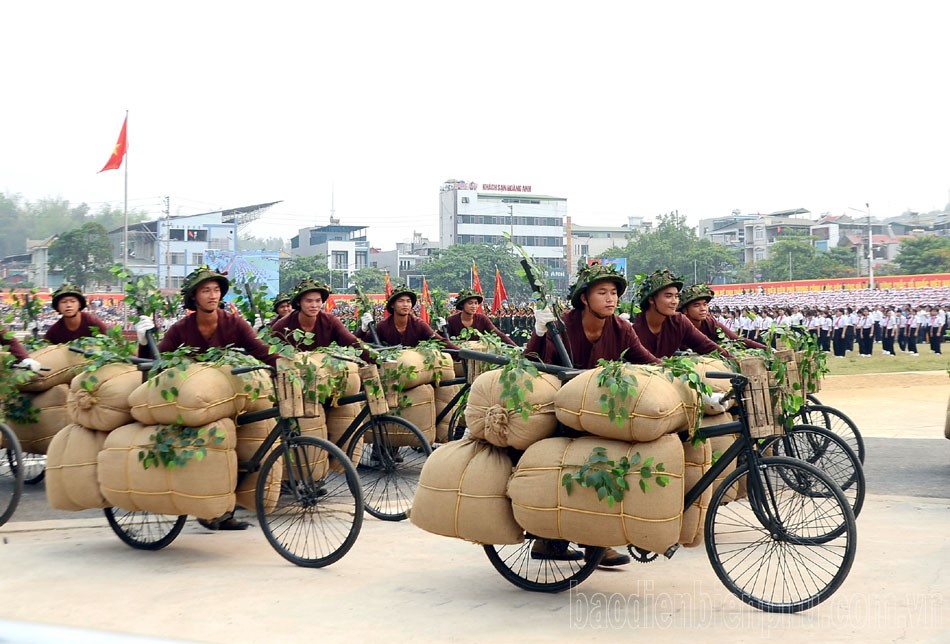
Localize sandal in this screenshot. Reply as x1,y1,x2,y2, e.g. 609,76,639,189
198,512,251,531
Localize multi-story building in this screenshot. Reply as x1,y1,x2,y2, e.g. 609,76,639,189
566,215,652,271
290,222,370,291
438,180,568,289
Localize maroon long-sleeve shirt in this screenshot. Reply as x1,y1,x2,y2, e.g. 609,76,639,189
525,309,660,368
358,314,459,350
158,309,277,367
44,312,112,344
632,311,726,359
445,311,516,346
271,311,371,361
1,327,29,361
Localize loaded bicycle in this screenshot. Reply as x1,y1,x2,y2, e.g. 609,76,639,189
0,421,24,526
462,348,857,614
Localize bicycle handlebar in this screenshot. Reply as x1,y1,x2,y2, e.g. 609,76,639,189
458,348,584,379
231,364,275,376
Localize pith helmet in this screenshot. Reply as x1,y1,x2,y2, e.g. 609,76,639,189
454,288,483,310
386,284,417,313
677,283,715,311
51,283,87,311
272,293,292,313
290,279,331,310
569,263,627,309
637,268,684,310
181,265,230,311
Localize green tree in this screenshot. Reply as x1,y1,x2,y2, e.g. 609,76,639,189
279,255,331,293
351,267,388,294
417,243,528,303
48,222,114,288
894,236,950,274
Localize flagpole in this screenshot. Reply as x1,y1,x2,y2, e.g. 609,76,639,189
122,109,129,272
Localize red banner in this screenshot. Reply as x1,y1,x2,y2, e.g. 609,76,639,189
713,273,950,296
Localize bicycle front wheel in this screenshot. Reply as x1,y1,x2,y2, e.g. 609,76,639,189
705,456,857,613
794,404,864,464
0,424,25,526
105,508,187,550
257,436,363,568
349,415,432,521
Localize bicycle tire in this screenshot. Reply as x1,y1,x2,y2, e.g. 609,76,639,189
257,436,363,568
484,538,605,593
705,456,857,613
762,424,865,519
20,452,46,485
447,404,467,442
0,424,24,526
104,507,187,550
794,404,865,464
348,415,432,521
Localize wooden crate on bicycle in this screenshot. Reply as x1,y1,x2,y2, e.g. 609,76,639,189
736,357,778,438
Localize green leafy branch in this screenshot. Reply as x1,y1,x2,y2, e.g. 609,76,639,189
497,353,541,421
139,422,226,469
595,357,640,427
561,446,669,506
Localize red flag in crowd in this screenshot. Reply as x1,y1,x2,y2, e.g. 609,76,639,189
419,277,431,324
491,267,508,315
471,260,484,313
384,271,393,318
99,116,128,173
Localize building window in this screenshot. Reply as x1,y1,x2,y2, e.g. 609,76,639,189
170,252,185,265
169,229,185,241
331,251,347,270
186,229,208,242
461,197,469,204
192,252,203,265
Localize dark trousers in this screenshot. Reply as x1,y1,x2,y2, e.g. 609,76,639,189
897,328,907,351
882,332,895,354
907,330,918,353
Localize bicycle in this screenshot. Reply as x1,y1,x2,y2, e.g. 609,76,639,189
793,395,865,464
463,349,857,614
0,421,24,526
91,353,365,568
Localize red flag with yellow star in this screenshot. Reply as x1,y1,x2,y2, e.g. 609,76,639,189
99,116,128,173
471,260,484,314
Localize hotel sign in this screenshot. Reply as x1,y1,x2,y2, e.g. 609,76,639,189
482,184,532,193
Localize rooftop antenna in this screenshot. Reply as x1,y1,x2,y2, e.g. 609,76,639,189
329,183,340,225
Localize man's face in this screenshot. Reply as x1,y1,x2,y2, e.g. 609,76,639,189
298,291,324,318
462,298,479,315
194,280,222,313
651,286,680,317
56,295,81,318
684,299,708,324
582,282,618,317
392,295,413,316
276,301,293,318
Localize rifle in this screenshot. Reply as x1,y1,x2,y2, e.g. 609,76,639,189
519,257,574,368
243,282,263,331
354,286,382,346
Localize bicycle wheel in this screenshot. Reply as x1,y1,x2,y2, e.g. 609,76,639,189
762,425,865,519
484,537,605,593
349,415,432,521
795,404,864,464
0,425,24,526
447,404,467,441
257,436,363,568
20,452,46,485
705,456,856,613
105,508,187,550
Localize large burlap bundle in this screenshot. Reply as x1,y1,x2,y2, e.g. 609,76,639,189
132,364,264,427
45,423,109,511
17,344,89,393
687,356,735,396
326,401,363,471
387,384,436,446
127,381,156,425
465,370,560,450
97,419,238,519
380,348,455,390
67,363,141,432
411,437,523,544
679,438,712,547
508,435,685,552
435,383,463,443
6,384,70,454
554,365,689,442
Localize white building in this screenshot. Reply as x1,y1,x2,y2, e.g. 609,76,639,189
290,223,370,290
438,180,568,289
567,216,652,270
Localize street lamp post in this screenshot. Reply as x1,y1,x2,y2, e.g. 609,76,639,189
848,204,874,289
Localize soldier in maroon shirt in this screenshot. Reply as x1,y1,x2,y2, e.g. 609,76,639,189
678,284,767,351
269,293,293,328
43,284,112,344
1,325,42,372
271,280,370,361
631,269,729,359
445,288,516,346
357,285,458,350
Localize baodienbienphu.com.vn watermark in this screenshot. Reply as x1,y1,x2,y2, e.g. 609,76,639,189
569,582,943,630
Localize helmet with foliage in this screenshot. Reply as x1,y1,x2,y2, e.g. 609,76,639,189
51,283,87,311
181,265,230,311
291,279,332,310
637,268,684,310
568,263,627,310
386,283,417,313
454,288,483,310
677,283,715,311
272,293,292,313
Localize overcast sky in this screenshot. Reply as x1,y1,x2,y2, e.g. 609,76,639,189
3,1,949,250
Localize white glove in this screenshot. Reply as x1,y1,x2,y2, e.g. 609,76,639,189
18,358,43,373
253,314,264,328
619,312,631,322
701,391,727,414
435,317,447,329
360,312,375,332
134,315,156,345
533,306,557,336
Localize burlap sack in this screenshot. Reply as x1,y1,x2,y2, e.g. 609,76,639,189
679,438,712,547
136,364,251,426
326,402,363,472
97,419,238,519
128,381,156,425
508,435,685,553
17,344,89,393
276,353,361,413
410,437,523,544
67,363,141,432
6,384,70,454
386,384,436,446
380,349,455,390
45,423,109,511
687,356,735,396
435,383,464,443
465,370,560,450
554,365,690,442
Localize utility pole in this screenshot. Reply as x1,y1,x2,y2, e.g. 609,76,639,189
508,205,514,240
163,196,171,289
866,203,874,289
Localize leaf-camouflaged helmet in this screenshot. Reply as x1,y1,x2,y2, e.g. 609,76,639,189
386,283,417,314
569,263,627,309
454,288,483,310
677,283,715,311
272,293,292,313
51,283,87,311
637,268,684,310
181,265,229,311
290,279,331,310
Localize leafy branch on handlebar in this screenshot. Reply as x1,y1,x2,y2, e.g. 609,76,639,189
0,351,38,424
71,326,138,383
